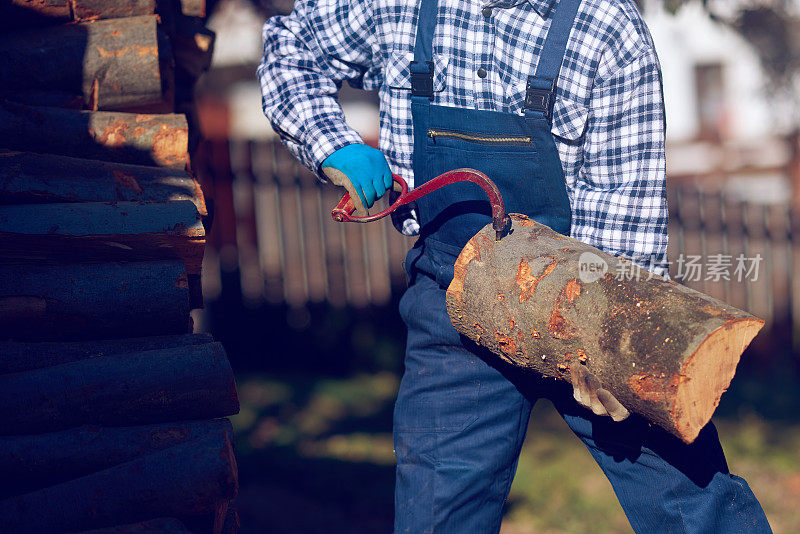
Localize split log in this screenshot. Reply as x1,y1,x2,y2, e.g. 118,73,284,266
112,24,176,115
0,90,86,109
0,261,191,340
0,100,188,168
0,432,238,533
178,500,238,534
0,151,207,216
0,333,213,374
446,214,765,443
0,200,205,274
172,16,216,82
75,518,192,533
0,16,165,110
0,419,233,498
180,0,207,17
0,342,238,435
0,1,156,29
221,507,240,534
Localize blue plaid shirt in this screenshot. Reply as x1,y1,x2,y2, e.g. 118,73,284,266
258,0,669,276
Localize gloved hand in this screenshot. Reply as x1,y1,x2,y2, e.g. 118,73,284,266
321,144,393,216
569,361,630,422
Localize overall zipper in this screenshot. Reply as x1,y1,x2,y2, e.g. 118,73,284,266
427,128,533,146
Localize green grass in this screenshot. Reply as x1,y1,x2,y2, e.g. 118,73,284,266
231,372,800,534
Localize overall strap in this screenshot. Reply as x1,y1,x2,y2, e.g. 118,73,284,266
410,0,439,100
534,0,582,79
524,0,582,120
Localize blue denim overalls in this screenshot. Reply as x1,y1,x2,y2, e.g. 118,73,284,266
392,0,772,532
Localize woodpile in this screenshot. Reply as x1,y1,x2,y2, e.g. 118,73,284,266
0,1,239,532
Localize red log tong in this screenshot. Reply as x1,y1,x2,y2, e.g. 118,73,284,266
331,168,511,241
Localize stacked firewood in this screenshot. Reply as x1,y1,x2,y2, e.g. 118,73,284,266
0,1,240,532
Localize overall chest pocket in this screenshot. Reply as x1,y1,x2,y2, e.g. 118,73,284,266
425,129,535,154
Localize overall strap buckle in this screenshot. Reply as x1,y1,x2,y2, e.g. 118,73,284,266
410,61,434,100
523,76,556,121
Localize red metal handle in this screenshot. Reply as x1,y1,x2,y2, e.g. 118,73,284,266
331,168,511,240
331,174,408,223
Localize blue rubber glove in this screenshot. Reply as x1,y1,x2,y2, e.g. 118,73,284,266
321,144,393,210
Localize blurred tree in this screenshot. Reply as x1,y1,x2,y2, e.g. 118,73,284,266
646,1,800,93
640,0,800,203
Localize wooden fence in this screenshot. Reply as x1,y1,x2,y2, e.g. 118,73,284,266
667,184,800,339
198,138,800,343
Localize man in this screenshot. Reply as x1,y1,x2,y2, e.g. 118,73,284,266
259,0,771,531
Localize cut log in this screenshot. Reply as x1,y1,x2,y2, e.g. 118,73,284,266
178,500,237,534
446,214,765,443
0,16,165,110
75,517,192,533
0,432,238,533
0,1,156,29
0,333,213,374
221,507,240,534
0,100,188,168
0,261,191,340
0,419,233,498
0,201,205,274
180,0,206,17
0,89,86,109
112,24,176,115
69,0,157,21
172,16,216,82
0,151,207,216
0,342,238,435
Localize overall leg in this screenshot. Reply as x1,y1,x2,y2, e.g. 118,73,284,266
393,274,533,534
548,385,771,533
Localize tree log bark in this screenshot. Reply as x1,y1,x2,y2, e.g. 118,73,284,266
0,200,205,274
0,419,233,498
0,100,188,168
0,89,86,109
221,507,240,534
0,1,156,29
171,16,215,82
0,342,238,435
0,261,191,341
179,0,206,17
446,215,765,443
76,517,193,533
0,432,238,533
0,333,213,374
0,151,206,215
178,500,238,534
0,16,165,110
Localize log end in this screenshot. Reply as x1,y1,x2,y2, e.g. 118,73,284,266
672,317,764,443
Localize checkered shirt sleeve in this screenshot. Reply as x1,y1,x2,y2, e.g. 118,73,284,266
257,0,382,175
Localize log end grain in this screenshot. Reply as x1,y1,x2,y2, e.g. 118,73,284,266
671,317,764,443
